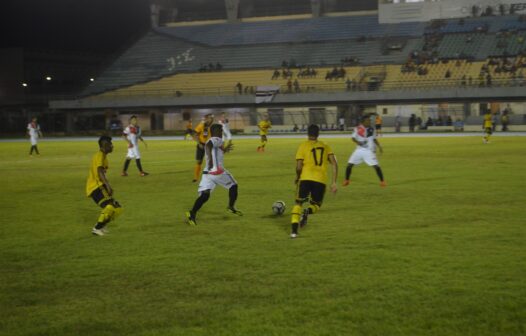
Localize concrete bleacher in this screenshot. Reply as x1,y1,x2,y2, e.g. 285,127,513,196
158,15,427,46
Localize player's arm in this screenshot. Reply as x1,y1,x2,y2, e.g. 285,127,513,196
374,139,383,153
352,137,365,146
222,141,234,153
97,166,112,196
122,132,132,148
205,141,213,170
328,154,338,193
295,159,303,184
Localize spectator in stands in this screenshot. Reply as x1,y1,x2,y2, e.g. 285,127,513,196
236,82,242,94
287,79,292,93
346,78,352,91
501,106,510,131
445,70,451,78
486,73,492,87
293,79,300,93
272,69,280,80
446,116,453,126
216,62,222,71
339,116,345,131
292,124,299,132
208,63,215,71
468,76,473,86
426,117,434,128
416,116,423,130
461,75,467,86
244,86,249,94
409,114,416,132
249,86,255,94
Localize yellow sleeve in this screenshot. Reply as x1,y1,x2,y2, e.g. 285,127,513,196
295,143,306,161
194,123,204,134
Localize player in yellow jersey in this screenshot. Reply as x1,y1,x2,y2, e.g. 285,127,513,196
86,136,123,236
257,115,272,152
290,124,338,239
483,112,493,144
375,113,383,137
184,119,193,140
192,114,214,182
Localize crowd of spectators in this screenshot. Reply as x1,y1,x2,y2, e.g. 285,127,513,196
198,62,223,72
325,66,347,80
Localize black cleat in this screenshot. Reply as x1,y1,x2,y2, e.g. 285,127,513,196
299,208,309,228
227,207,243,216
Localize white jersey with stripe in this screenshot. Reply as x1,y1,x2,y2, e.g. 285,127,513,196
27,122,40,138
123,125,141,146
204,137,225,174
352,125,376,152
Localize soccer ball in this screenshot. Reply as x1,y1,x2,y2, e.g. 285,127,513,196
272,201,286,215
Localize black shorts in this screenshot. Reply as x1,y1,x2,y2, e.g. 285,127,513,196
296,180,326,205
375,125,382,130
485,127,492,135
195,143,205,161
90,186,116,208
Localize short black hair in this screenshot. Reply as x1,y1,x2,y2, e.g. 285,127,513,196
98,135,112,147
210,123,223,136
130,115,137,121
307,124,319,138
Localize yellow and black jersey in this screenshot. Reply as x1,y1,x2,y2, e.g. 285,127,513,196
86,151,108,197
194,122,211,144
258,120,272,136
483,114,493,129
295,140,334,184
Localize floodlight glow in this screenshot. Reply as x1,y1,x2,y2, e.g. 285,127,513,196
22,83,28,87
46,76,52,81
90,78,95,82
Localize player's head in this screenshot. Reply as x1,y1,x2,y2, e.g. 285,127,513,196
130,115,137,125
307,124,319,139
205,113,214,125
98,135,113,153
31,117,37,122
361,115,371,127
210,123,223,137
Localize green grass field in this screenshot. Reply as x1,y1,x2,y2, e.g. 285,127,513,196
1,135,525,336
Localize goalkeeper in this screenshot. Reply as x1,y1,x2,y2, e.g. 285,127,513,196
86,136,123,236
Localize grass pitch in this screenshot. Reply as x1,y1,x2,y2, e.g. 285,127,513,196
0,135,525,336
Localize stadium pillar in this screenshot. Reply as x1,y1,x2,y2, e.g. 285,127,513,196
311,0,323,18
225,0,240,22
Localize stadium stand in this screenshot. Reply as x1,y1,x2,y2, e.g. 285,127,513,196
82,13,526,99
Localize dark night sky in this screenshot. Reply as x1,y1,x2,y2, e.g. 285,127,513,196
0,0,151,54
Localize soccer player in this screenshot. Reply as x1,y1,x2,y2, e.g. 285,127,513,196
483,112,493,143
122,115,149,177
375,113,383,136
186,124,242,226
86,136,123,236
343,115,386,187
27,117,43,156
290,124,338,239
257,115,271,152
218,112,233,145
192,113,214,182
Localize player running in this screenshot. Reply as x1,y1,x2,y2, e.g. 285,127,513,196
186,124,242,226
122,115,149,177
27,117,43,156
192,113,214,182
483,112,493,144
86,136,123,236
343,115,386,187
290,124,338,239
257,115,272,152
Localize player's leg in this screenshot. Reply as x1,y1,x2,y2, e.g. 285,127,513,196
373,165,386,187
483,128,492,143
91,187,123,236
291,181,308,238
29,145,35,155
344,149,363,186
134,148,148,176
186,174,215,225
364,150,386,187
222,173,243,215
193,144,204,182
122,158,131,176
260,135,268,151
300,181,326,228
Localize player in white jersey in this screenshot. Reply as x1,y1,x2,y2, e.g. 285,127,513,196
185,124,242,226
343,115,386,187
218,112,232,145
27,117,43,156
121,115,149,177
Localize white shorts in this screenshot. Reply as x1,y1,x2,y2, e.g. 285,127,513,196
126,145,141,159
348,147,378,166
30,136,38,146
198,170,237,193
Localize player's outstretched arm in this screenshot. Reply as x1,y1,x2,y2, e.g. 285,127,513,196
205,141,214,170
329,154,338,193
222,142,234,153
